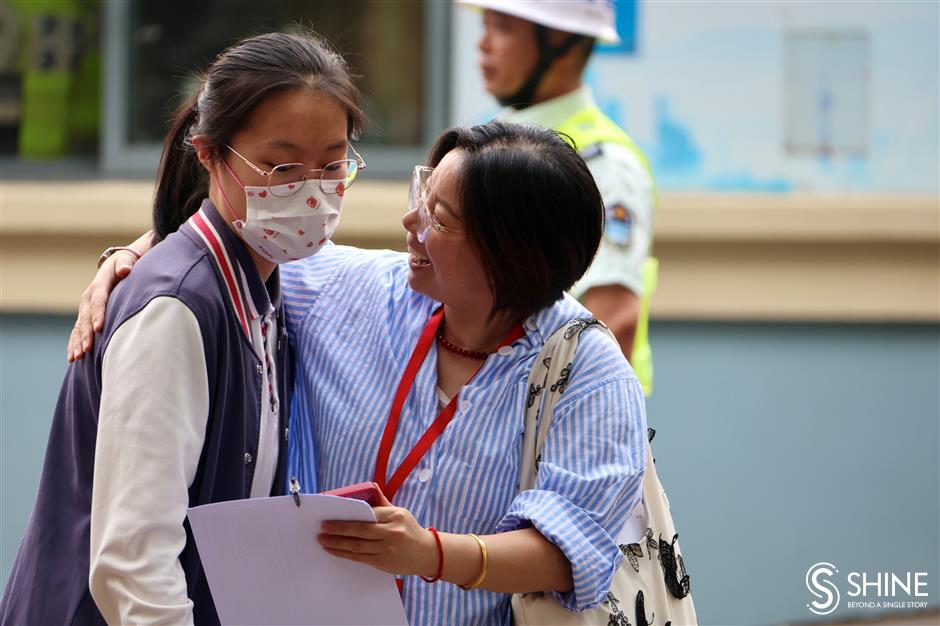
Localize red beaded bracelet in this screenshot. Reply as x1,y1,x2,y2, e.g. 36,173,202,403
420,527,444,583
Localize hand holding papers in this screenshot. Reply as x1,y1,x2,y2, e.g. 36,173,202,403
188,494,408,626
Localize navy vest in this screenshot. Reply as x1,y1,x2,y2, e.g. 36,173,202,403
1,203,293,625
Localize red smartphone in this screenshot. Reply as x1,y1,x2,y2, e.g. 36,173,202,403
321,481,382,506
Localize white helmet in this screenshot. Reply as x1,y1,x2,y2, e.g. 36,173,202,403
457,0,621,44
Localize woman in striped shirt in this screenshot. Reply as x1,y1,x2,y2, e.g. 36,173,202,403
69,121,647,625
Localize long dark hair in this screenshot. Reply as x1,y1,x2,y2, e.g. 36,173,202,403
426,121,604,322
152,32,363,242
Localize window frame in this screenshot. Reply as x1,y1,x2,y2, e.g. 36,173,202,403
100,0,450,178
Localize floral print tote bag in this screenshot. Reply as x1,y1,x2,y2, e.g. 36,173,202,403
514,318,698,626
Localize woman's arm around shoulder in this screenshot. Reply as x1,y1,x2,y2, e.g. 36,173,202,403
494,325,648,610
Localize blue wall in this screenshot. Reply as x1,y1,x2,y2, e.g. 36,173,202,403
2,314,938,624
644,321,939,623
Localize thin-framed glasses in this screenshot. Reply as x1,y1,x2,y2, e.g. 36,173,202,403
410,165,459,243
225,144,366,197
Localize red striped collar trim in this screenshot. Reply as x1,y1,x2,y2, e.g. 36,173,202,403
189,208,251,339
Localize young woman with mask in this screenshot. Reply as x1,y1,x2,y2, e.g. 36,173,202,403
0,32,363,626
65,121,647,625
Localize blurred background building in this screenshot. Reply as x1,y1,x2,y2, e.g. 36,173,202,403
1,1,938,624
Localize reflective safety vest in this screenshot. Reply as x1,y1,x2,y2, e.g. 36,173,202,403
556,106,657,396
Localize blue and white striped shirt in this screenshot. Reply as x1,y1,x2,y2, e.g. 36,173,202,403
282,244,647,625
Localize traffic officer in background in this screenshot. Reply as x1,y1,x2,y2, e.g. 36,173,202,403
459,0,657,395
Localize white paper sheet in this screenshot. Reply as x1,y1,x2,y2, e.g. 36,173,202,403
187,494,408,626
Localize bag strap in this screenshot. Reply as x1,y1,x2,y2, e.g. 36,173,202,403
518,318,617,492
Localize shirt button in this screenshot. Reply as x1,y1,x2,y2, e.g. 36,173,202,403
498,345,515,357
417,468,432,483
244,452,253,464
255,363,263,376
459,400,471,413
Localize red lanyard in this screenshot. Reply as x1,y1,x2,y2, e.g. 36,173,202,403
374,307,525,501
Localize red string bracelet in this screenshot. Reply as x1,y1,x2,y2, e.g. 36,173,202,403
420,527,444,583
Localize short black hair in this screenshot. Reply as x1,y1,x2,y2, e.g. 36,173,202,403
427,121,603,322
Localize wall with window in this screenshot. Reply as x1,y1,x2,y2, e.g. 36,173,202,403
452,1,939,192
100,0,447,176
1,0,447,177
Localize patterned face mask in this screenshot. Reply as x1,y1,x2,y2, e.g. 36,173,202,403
217,159,343,263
